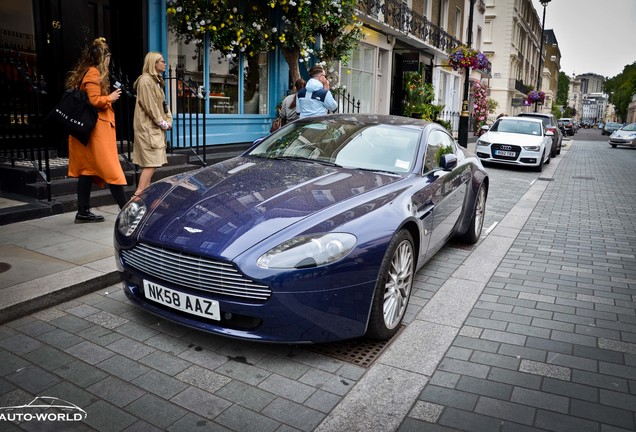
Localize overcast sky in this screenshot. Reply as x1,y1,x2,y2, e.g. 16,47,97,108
531,0,636,78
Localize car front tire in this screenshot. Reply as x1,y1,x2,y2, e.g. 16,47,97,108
459,183,486,244
533,151,544,172
366,230,415,341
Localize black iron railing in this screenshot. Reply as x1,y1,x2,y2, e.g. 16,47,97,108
0,45,52,200
335,91,361,114
165,67,208,166
358,0,462,52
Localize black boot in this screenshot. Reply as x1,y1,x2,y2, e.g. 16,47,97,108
75,206,105,224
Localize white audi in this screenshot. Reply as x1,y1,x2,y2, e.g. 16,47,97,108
476,116,553,172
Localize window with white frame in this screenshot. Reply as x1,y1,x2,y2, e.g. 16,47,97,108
440,0,449,30
340,42,375,113
484,20,493,43
455,8,462,39
476,26,483,50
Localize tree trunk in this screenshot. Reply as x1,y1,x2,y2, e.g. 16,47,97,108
282,47,301,86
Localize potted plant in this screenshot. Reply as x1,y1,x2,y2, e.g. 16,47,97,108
527,90,546,104
403,72,436,118
448,46,490,73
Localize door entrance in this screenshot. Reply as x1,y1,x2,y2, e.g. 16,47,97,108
31,0,147,106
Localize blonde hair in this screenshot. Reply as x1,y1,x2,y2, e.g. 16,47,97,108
134,51,165,90
65,37,111,94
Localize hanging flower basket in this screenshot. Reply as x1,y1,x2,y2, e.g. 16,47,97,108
527,90,546,104
448,46,490,73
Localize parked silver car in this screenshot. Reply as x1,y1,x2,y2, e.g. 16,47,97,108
609,122,636,148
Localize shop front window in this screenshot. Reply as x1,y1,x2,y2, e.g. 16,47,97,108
168,38,269,115
243,52,269,115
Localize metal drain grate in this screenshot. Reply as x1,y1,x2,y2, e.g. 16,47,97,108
537,177,554,181
306,327,404,368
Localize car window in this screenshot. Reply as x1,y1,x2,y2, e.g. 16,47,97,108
519,114,552,127
249,120,421,174
424,130,455,173
491,119,541,136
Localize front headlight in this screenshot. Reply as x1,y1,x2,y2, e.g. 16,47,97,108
522,145,541,151
477,139,491,146
117,199,147,236
257,233,357,269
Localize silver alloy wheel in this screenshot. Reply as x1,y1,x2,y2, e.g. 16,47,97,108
383,240,414,329
473,185,486,238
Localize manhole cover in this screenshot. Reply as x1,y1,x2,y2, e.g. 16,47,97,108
306,327,404,368
0,262,11,274
572,176,596,181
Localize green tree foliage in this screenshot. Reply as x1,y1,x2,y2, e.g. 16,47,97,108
166,0,362,84
604,62,636,122
556,71,570,106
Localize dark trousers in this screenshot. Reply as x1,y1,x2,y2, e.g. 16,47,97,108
77,175,127,212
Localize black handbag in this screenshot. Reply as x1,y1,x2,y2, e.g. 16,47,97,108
45,87,98,145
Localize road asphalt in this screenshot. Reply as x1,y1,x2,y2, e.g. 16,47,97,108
1,129,635,431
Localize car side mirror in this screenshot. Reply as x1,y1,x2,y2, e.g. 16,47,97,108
440,154,457,171
480,125,490,132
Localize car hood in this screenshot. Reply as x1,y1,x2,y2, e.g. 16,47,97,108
612,129,636,138
481,131,545,146
136,156,405,259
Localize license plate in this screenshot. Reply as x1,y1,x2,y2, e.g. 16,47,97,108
494,150,516,157
143,280,220,321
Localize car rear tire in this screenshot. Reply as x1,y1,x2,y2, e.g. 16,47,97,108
458,183,486,244
611,144,617,148
365,230,414,341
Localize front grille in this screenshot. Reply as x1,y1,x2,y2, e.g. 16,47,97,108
491,143,521,160
121,243,271,301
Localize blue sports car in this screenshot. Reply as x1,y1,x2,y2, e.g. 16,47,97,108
115,114,488,343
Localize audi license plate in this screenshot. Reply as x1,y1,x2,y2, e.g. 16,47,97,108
494,150,516,157
143,280,220,320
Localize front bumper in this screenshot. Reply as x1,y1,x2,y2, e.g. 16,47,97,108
476,143,542,167
120,269,376,344
609,138,636,147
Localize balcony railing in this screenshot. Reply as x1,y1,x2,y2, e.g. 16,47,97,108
358,0,462,52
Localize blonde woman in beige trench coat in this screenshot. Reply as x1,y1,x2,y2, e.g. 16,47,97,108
132,52,173,197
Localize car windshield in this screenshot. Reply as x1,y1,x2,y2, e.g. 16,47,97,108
607,122,621,128
490,119,542,136
248,119,422,173
621,123,636,131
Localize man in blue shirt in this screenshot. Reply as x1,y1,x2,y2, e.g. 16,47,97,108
296,65,338,118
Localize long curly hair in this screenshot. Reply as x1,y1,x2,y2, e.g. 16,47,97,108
65,37,111,94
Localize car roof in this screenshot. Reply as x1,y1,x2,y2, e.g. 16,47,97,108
500,116,544,124
518,112,553,118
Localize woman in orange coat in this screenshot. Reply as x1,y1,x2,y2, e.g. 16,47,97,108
66,37,127,223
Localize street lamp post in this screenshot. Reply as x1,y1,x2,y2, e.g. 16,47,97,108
534,0,551,113
458,0,476,148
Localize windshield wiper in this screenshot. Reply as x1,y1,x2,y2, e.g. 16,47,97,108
269,156,341,167
353,167,402,176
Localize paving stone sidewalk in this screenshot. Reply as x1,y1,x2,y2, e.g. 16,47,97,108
400,137,636,431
